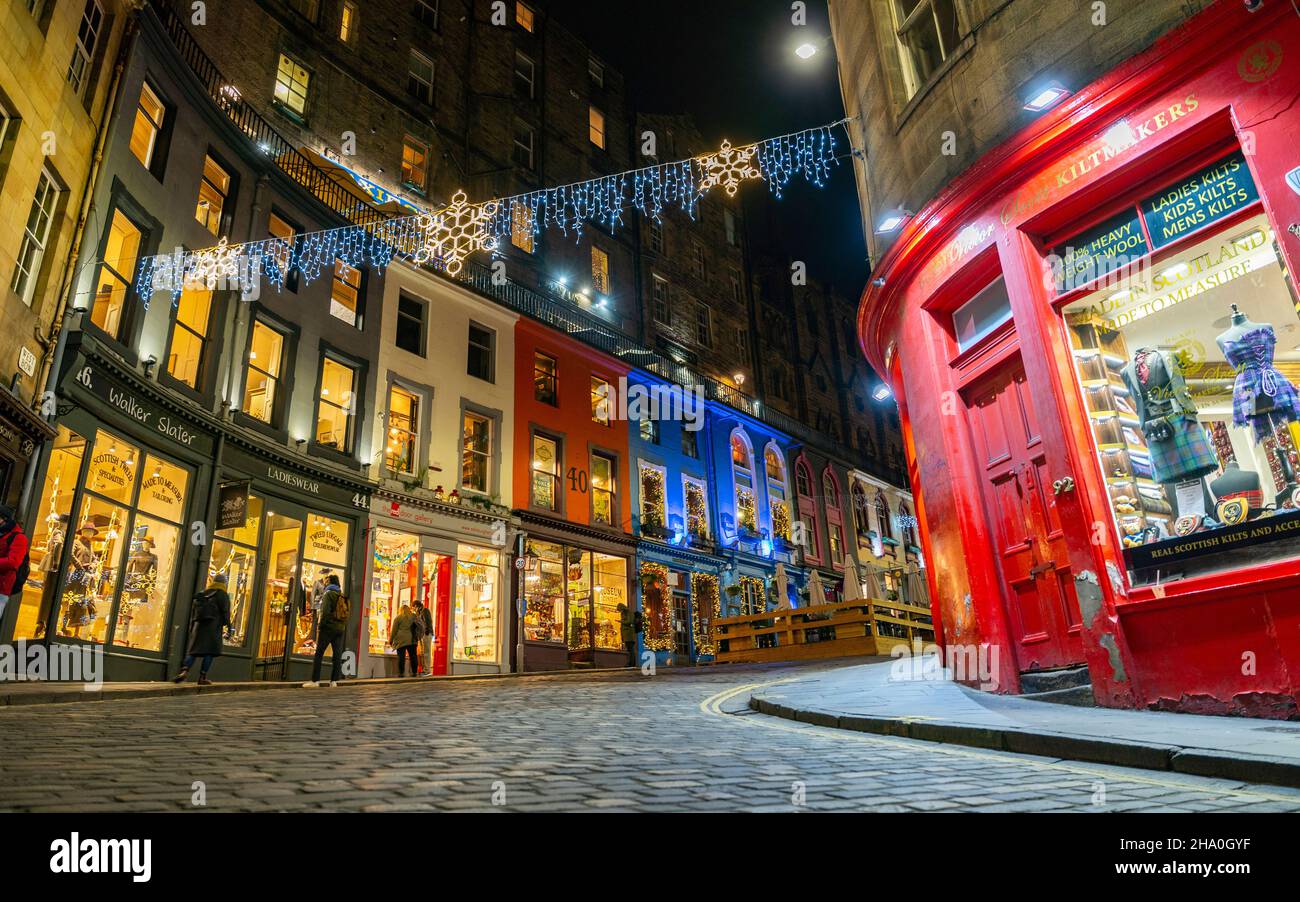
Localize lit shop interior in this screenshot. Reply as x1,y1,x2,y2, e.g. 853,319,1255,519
1063,212,1300,585
14,426,189,653
522,542,629,659
369,529,502,669
209,497,352,662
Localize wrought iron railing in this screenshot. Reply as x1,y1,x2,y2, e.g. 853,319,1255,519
152,0,385,229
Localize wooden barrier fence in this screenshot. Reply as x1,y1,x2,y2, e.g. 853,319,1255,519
711,598,935,664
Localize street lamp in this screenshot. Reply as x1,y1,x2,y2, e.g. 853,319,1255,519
875,209,913,234
792,34,833,61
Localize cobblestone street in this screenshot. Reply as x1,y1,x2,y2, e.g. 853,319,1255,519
2,663,1299,813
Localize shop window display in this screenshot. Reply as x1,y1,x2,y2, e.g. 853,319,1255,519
14,426,84,639
370,529,419,655
39,430,191,650
209,494,263,647
521,542,627,651
523,541,566,642
1063,208,1300,585
453,546,500,662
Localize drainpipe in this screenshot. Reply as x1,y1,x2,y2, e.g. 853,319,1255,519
18,15,138,524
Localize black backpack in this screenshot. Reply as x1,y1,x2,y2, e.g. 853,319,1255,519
194,589,221,623
632,610,645,634
2,529,30,596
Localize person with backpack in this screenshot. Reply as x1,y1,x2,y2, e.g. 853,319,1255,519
388,603,419,677
173,572,232,685
0,504,30,625
304,574,348,688
413,599,433,675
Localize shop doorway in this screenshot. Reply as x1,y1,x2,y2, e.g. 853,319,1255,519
964,355,1085,672
369,528,452,676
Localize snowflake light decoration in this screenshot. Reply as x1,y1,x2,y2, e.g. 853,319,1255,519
413,189,500,277
187,237,242,289
696,139,761,197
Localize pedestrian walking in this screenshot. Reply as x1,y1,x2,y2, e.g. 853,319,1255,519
388,603,419,677
304,574,349,687
618,602,637,667
413,599,433,675
0,504,30,626
173,573,232,685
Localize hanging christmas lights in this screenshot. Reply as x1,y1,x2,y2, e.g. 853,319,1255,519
134,120,847,303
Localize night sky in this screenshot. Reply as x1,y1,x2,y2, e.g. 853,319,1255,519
546,0,869,295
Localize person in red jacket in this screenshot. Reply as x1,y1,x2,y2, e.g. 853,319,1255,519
0,504,29,621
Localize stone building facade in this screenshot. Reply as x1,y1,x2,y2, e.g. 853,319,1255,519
830,0,1210,261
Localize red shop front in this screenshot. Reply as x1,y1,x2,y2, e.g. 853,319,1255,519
859,2,1300,717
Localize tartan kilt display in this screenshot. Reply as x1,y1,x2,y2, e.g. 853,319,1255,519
1148,418,1219,483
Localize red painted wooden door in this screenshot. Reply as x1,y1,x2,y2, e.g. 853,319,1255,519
964,356,1085,672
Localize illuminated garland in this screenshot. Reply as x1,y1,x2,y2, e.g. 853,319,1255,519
685,484,708,538
640,562,673,651
639,466,666,529
135,121,844,304
772,501,792,541
691,572,720,657
739,575,766,616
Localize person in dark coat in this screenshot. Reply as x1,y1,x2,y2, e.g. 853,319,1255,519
173,573,232,685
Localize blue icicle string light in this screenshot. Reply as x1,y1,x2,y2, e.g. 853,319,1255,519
134,120,844,303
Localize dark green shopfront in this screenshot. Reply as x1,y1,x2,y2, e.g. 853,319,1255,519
7,335,369,682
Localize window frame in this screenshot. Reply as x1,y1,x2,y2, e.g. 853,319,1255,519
529,430,562,513
394,291,427,357
589,448,618,527
385,382,422,476
239,314,293,431
66,0,104,98
161,282,217,396
533,351,558,406
460,405,496,496
10,166,61,307
194,151,233,237
650,274,671,325
401,135,429,193
590,375,611,426
339,0,359,44
128,80,169,175
407,49,435,106
414,0,438,29
312,349,364,458
328,257,365,329
590,244,610,294
514,50,536,100
588,105,606,150
273,52,312,120
467,320,496,383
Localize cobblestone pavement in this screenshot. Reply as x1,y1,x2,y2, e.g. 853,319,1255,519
2,662,1299,813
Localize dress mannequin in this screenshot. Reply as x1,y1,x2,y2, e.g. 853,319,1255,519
1216,304,1300,501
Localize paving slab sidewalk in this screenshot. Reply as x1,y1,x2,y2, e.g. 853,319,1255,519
749,658,1300,789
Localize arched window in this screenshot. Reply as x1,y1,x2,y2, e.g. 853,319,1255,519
794,456,820,561
731,430,757,535
875,492,893,540
898,503,916,548
764,443,790,541
851,480,870,536
822,469,845,565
